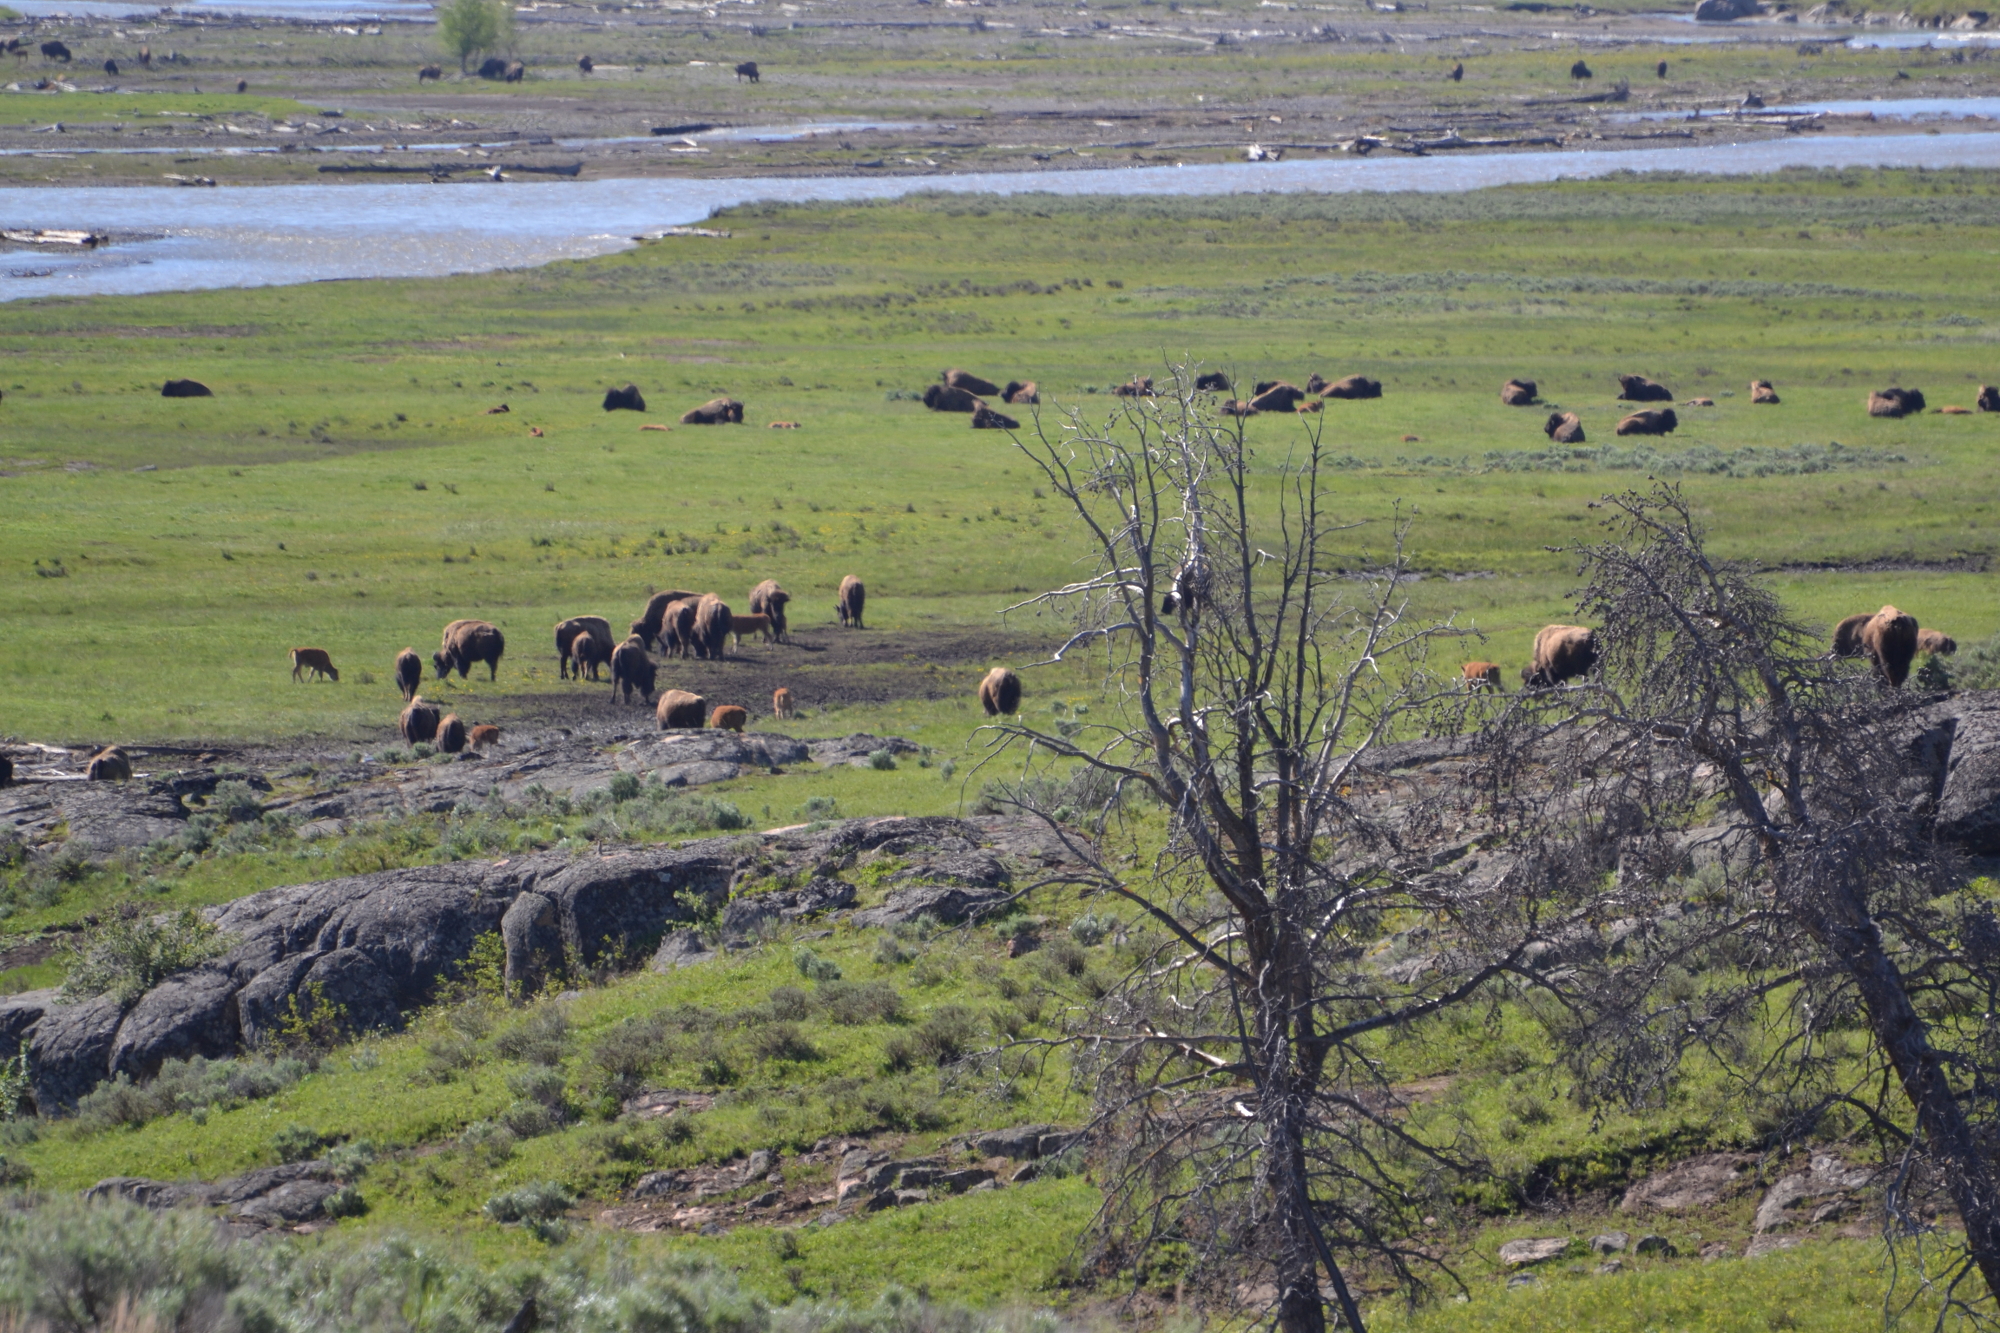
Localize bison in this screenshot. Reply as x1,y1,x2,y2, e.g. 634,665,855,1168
1220,400,1258,418
571,633,609,681
661,599,699,658
103,58,117,75
1449,60,1463,80
435,619,505,681
1114,377,1155,398
578,54,594,73
0,753,11,788
1320,374,1382,400
729,612,775,648
161,379,211,398
971,404,1020,430
1543,411,1585,444
750,579,791,639
1919,628,1957,656
979,666,1023,716
1617,374,1673,402
837,574,865,629
236,78,249,92
437,713,467,754
693,594,733,660
635,590,702,651
921,383,984,413
87,746,130,781
419,63,442,81
555,615,614,680
394,648,422,701
710,704,748,731
469,723,502,751
1001,380,1039,405
1860,605,1919,687
1193,371,1232,393
735,60,759,81
1615,408,1678,437
603,384,646,412
290,647,338,683
1978,385,2000,413
1500,379,1538,406
1831,612,1872,658
681,397,745,425
1751,379,1780,404
1521,625,1598,688
943,369,1001,397
1657,58,1668,77
478,56,507,78
502,62,523,83
611,637,657,704
657,689,707,729
399,697,441,744
1868,387,1925,418
40,41,69,62
1570,58,1591,79
1462,661,1502,691
772,686,796,719
1249,383,1307,413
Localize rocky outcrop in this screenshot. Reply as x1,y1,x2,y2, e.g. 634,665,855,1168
88,1160,340,1228
1693,0,1762,19
1619,1153,1758,1212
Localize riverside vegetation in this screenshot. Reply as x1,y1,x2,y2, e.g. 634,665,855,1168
5,170,2000,1329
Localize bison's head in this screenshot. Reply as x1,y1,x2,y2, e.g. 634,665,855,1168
432,650,453,679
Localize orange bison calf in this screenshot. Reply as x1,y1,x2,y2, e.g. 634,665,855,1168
729,612,775,648
290,647,339,683
772,686,796,719
469,724,502,751
1461,661,1503,691
979,667,1023,716
710,704,749,731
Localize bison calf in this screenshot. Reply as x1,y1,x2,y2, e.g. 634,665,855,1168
437,713,468,754
729,612,775,648
469,723,502,751
772,686,796,719
1461,661,1503,691
87,746,131,781
658,689,707,729
979,666,1023,716
290,647,338,683
710,704,748,731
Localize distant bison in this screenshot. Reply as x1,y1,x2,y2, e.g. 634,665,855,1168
1657,58,1668,77
1303,373,1328,394
1570,59,1591,79
571,632,609,681
1449,60,1463,80
657,689,707,729
710,704,748,731
1320,374,1382,400
555,615,614,680
1860,605,1919,687
750,578,791,639
943,369,1001,397
661,599,698,658
837,574,865,629
1194,371,1232,393
1543,411,1585,444
1617,374,1673,402
1462,661,1502,690
1751,379,1780,404
1978,385,2000,413
435,619,505,681
611,637,657,704
503,61,523,83
1114,377,1155,398
419,63,442,81
394,648,422,701
578,55,594,73
290,647,338,683
1868,387,1925,418
971,403,1020,430
693,594,733,659
1522,624,1598,688
922,383,984,413
478,56,507,78
681,397,745,425
1001,380,1039,405
772,686,796,719
1220,400,1257,418
603,384,646,412
1831,612,1872,659
103,59,117,75
1615,408,1678,437
40,41,70,62
469,723,502,751
735,60,759,81
1249,383,1307,413
0,754,11,788
1500,379,1538,406
161,379,211,398
636,589,702,650
236,78,249,92
87,746,130,781
399,697,441,744
1919,628,1957,656
436,713,467,754
979,666,1022,716
729,612,774,648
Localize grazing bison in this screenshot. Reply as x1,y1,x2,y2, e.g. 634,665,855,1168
571,632,609,681
435,619,505,681
1868,387,1925,418
1462,661,1503,691
1249,383,1307,413
1978,385,2000,412
436,713,468,754
469,723,502,751
1193,371,1232,393
399,697,441,744
555,615,614,680
1500,379,1538,406
1449,60,1463,80
943,369,1001,397
635,590,702,650
1919,628,1957,656
1543,411,1585,444
290,647,338,683
603,384,646,412
681,397,745,425
419,63,442,81
735,60,759,81
1751,379,1780,404
1831,612,1872,658
611,638,657,704
971,403,1020,430
161,379,211,398
693,594,733,660
1522,625,1598,688
837,574,865,629
921,383,984,413
1860,605,1919,687
577,55,594,73
1657,58,1668,77
1617,374,1673,402
1570,59,1592,79
710,704,748,731
1001,380,1039,405
1615,408,1678,437
103,58,117,75
979,666,1023,716
394,648,422,701
478,56,507,78
750,578,791,639
657,689,707,729
40,41,70,62
661,599,699,658
729,612,774,648
772,686,796,719
87,747,131,781
1320,374,1381,400
1114,377,1155,398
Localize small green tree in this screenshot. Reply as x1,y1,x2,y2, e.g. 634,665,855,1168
435,0,511,72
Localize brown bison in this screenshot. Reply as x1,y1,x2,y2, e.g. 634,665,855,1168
435,620,505,681
1522,625,1598,688
1978,385,2000,413
1449,60,1463,80
1001,380,1039,405
1193,371,1232,393
922,384,984,413
1656,58,1668,77
0,753,11,788
469,723,502,751
87,746,131,781
693,594,733,659
290,647,338,683
603,384,646,412
394,648,422,701
437,713,468,754
735,60,759,81
1831,612,1872,658
161,379,212,398
635,590,703,651
1462,661,1503,690
1860,605,1919,687
1615,408,1678,437
1868,387,1925,418
479,57,508,78
419,63,442,80
657,689,707,729
681,397,745,425
571,633,609,681
772,686,796,719
1304,373,1328,394
1114,377,1155,398
555,615,614,680
1500,379,1538,406
979,666,1023,716
611,637,657,704
710,704,748,731
1570,59,1591,79
729,612,775,648
837,575,866,629
40,40,69,61
1751,379,1780,404
1249,383,1307,413
1543,411,1585,444
1320,374,1382,400
503,61,523,82
399,697,441,744
943,369,1001,397
750,579,791,639
236,77,250,92
1617,375,1673,403
1220,400,1257,418
578,54,594,73
1919,628,1957,656
971,404,1020,430
661,599,699,658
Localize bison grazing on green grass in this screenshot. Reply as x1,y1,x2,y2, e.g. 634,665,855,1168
435,619,505,681
979,667,1023,716
837,575,865,629
1521,625,1597,688
555,615,614,681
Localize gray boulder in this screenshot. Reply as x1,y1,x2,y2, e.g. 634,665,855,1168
1619,1154,1756,1213
30,994,129,1112
806,735,921,768
851,884,1014,928
720,878,855,937
109,966,239,1081
650,928,713,971
1929,696,2000,853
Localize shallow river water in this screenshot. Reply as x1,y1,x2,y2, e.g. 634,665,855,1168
1,128,1996,302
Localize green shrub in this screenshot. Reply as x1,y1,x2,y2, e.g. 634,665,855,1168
818,980,904,1026
1068,913,1115,947
483,1180,574,1224
325,1140,377,1182
793,946,842,983
750,1022,823,1063
494,1004,569,1066
867,749,898,771
71,1054,307,1133
322,1185,368,1220
209,779,265,824
272,1123,331,1164
59,908,232,1005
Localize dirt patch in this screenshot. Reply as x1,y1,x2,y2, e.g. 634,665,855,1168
1773,554,1993,575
